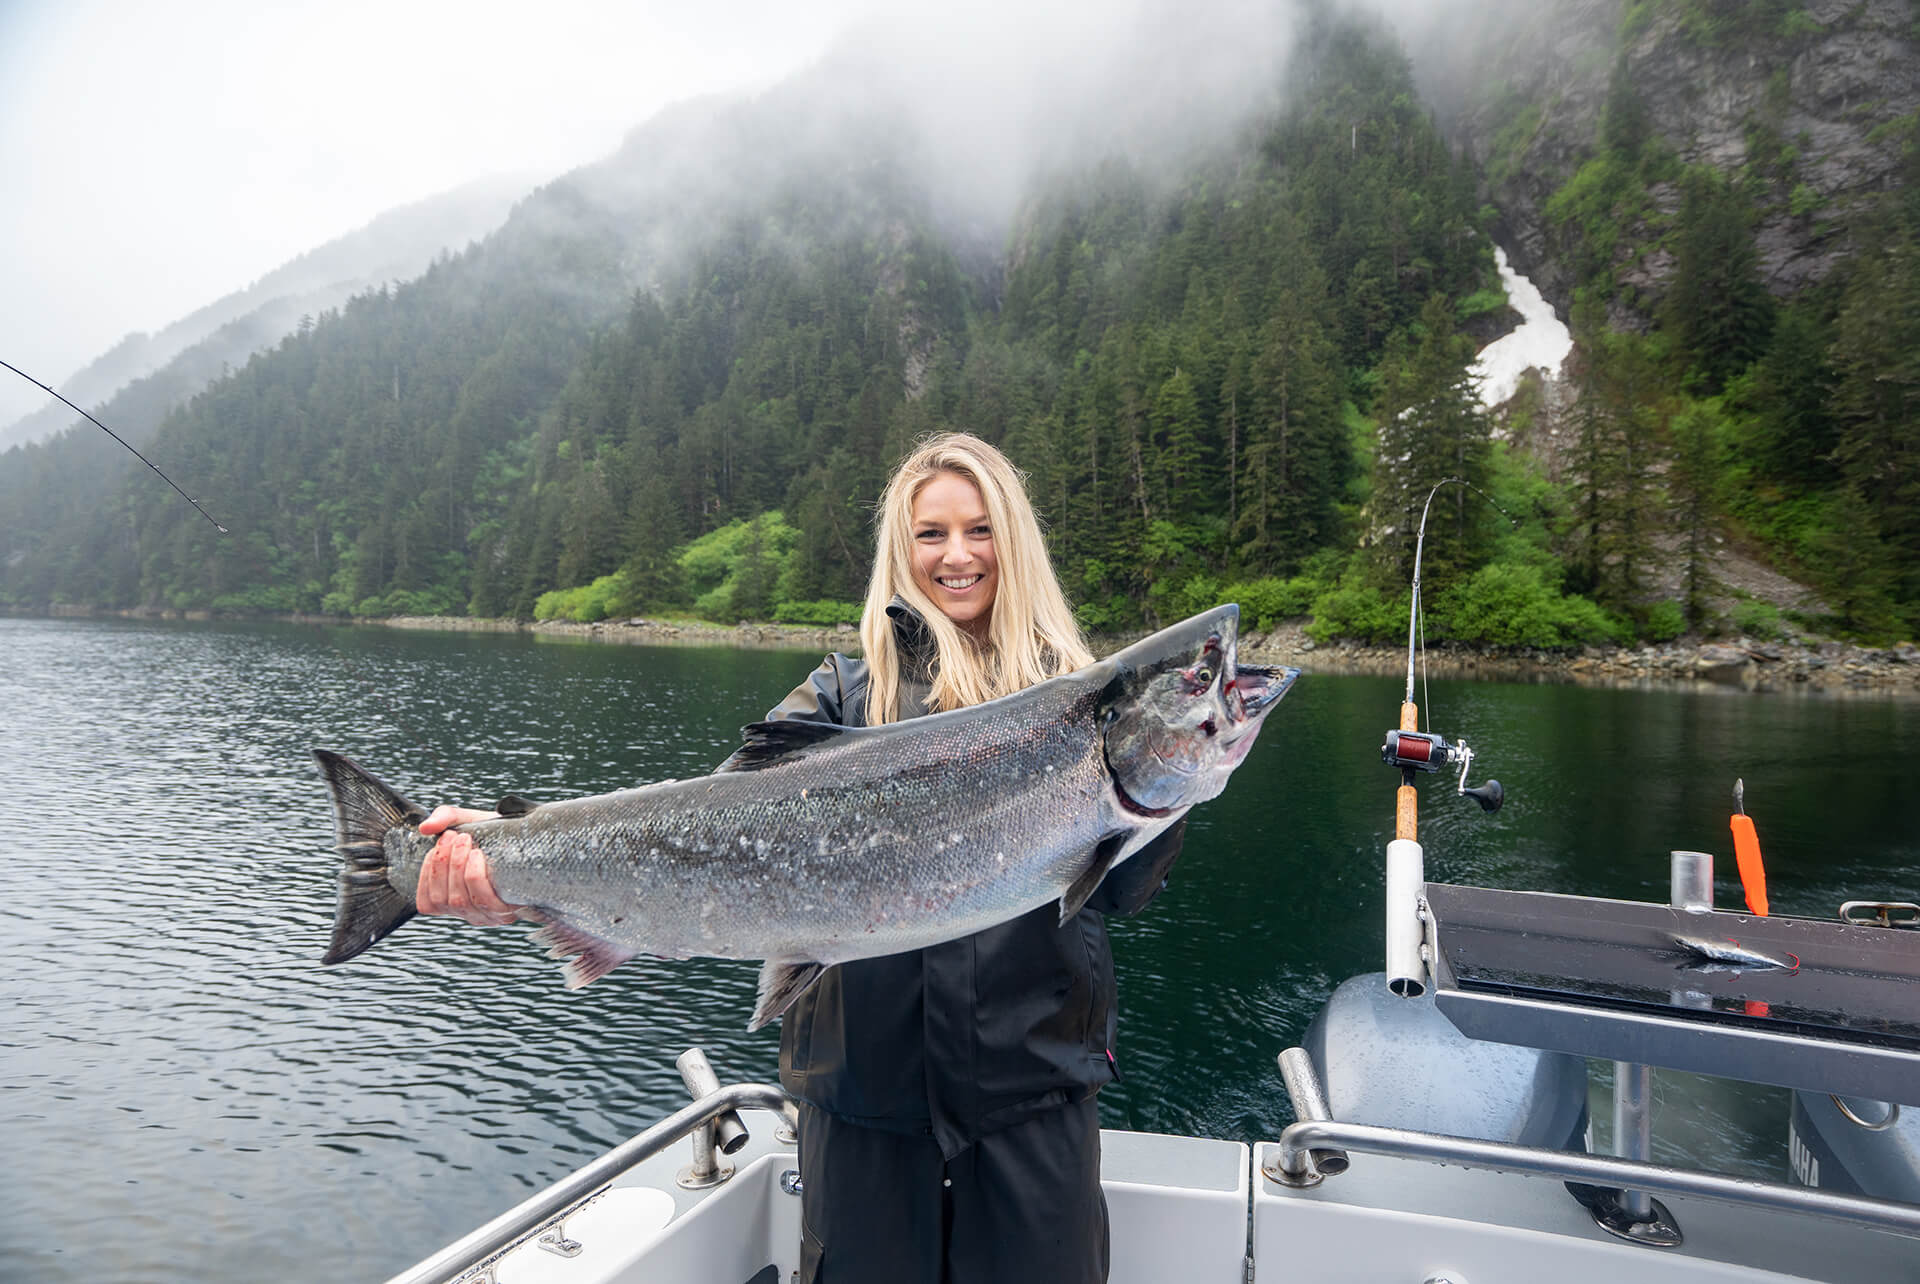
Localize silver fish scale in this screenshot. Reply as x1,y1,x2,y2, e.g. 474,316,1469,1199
387,678,1119,966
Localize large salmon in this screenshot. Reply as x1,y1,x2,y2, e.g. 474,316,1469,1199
315,604,1296,1028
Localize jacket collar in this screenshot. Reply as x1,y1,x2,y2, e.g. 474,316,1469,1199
884,595,935,656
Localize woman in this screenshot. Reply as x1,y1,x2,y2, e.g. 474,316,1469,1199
417,433,1184,1282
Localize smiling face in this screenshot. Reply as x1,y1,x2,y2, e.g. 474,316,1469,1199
910,470,999,640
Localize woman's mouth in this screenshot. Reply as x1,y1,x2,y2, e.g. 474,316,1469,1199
936,574,983,593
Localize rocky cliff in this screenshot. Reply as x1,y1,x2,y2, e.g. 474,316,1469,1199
1409,0,1919,319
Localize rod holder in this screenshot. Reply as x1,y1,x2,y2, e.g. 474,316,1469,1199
675,1048,746,1188
1670,851,1714,915
1386,838,1426,997
1275,1047,1349,1180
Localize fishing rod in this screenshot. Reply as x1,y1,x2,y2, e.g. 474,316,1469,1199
0,358,228,533
1379,477,1507,997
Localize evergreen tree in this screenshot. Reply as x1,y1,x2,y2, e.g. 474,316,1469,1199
1563,300,1665,614
1740,302,1838,486
1234,286,1345,573
1668,402,1721,631
1827,169,1920,621
1663,171,1775,394
1372,293,1492,582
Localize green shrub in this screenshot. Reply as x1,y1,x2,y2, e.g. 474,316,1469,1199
1780,7,1823,38
1151,572,1223,624
1430,563,1625,647
679,513,799,622
1456,288,1510,321
534,571,630,623
211,585,299,613
1788,183,1821,217
1221,575,1321,629
1308,580,1408,645
1075,595,1140,635
772,599,864,626
1643,599,1687,642
1732,598,1787,639
692,583,735,621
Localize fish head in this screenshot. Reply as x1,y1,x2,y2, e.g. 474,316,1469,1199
1099,604,1299,815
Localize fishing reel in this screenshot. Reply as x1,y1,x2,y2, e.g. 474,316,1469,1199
1381,730,1504,813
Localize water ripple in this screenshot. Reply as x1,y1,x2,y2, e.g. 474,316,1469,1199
0,619,1911,1281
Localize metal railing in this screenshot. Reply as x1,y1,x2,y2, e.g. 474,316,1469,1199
385,1082,797,1284
1265,1112,1920,1241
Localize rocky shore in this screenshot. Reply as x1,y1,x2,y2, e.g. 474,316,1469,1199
386,613,1920,697
1238,622,1920,695
21,605,1917,695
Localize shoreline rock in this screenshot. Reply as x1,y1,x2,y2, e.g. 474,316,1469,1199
12,605,1919,697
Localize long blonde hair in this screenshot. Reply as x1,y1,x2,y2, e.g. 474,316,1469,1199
861,433,1093,724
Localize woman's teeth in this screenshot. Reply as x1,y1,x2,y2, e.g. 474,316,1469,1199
938,575,981,590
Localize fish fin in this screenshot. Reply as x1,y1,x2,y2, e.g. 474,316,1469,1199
494,793,540,817
716,720,850,772
313,749,426,965
1059,832,1129,924
749,960,827,1031
530,919,639,989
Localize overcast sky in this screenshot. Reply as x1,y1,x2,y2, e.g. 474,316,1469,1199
0,0,877,425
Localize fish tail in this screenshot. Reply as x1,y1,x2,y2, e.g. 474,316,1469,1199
313,749,427,965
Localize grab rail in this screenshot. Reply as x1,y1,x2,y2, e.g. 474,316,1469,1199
1265,1117,1920,1240
385,1082,797,1284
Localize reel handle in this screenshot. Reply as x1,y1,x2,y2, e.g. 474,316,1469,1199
1463,780,1504,813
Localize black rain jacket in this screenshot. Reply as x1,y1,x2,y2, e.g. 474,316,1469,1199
768,599,1185,1159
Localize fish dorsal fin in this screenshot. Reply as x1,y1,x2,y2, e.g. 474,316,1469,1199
494,794,540,817
1058,832,1129,924
716,720,850,772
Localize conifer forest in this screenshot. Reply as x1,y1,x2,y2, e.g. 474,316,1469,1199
3,2,1916,646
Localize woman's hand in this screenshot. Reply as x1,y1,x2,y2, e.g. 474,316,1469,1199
417,806,524,925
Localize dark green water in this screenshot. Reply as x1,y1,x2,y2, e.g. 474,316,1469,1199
2,617,1913,1282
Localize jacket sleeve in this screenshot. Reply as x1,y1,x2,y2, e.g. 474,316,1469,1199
1085,816,1187,918
763,654,854,726
709,656,852,775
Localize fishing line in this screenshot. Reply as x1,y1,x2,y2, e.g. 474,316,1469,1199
1407,477,1517,733
0,358,228,533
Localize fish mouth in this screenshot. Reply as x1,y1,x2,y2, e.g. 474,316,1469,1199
1229,664,1298,719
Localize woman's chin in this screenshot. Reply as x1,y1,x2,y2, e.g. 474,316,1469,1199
935,599,992,635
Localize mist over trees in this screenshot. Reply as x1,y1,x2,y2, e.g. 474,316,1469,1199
2,2,1916,644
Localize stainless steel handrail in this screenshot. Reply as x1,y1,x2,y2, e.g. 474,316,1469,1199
1267,1118,1920,1240
384,1083,797,1284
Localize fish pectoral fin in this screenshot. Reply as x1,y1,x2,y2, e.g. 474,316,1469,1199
750,960,827,1031
716,720,851,772
529,919,640,989
1058,832,1129,925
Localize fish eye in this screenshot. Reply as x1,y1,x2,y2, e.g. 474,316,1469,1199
1195,667,1212,685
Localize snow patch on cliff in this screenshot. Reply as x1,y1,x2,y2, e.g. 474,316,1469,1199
1474,246,1573,409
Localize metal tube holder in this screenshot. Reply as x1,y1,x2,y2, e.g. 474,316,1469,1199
676,1047,745,1188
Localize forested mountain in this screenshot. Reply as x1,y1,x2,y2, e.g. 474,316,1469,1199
3,2,1915,644
1408,0,1920,637
0,175,528,453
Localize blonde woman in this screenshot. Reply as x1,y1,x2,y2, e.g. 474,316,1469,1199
415,433,1185,1283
